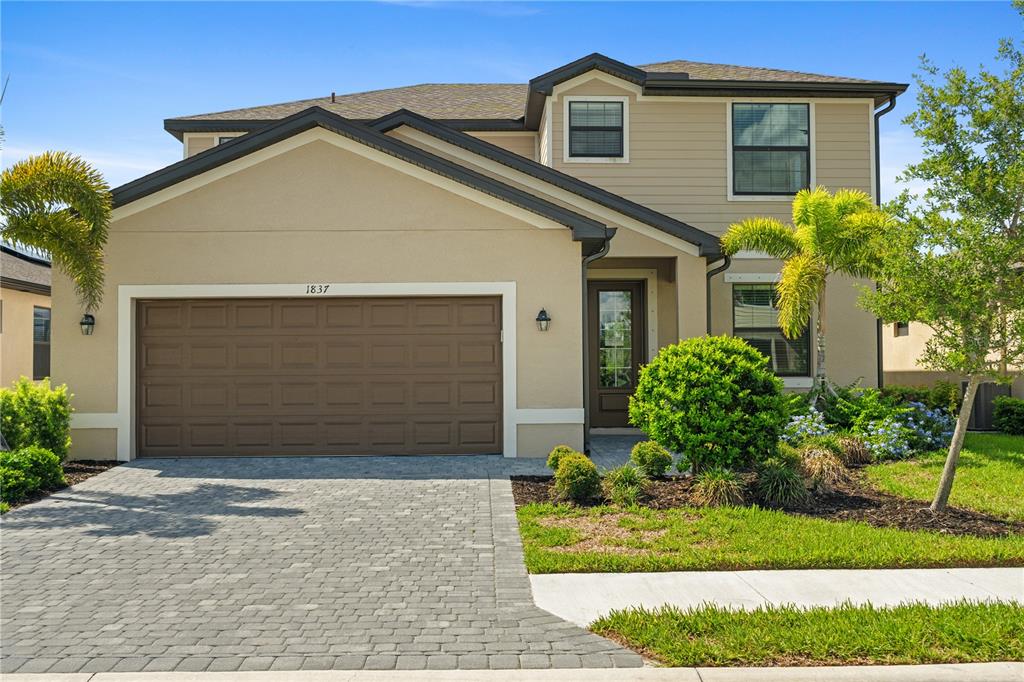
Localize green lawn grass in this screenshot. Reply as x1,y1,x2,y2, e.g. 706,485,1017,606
591,601,1024,667
517,503,1024,573
866,433,1024,522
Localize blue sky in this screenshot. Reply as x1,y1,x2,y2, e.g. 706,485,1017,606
1,1,1019,198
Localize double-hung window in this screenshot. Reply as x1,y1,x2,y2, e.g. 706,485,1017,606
568,101,624,158
732,284,810,376
732,103,810,196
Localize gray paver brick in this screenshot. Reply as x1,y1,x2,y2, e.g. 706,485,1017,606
0,445,643,673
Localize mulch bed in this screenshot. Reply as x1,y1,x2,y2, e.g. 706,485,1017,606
4,460,121,511
511,469,1024,539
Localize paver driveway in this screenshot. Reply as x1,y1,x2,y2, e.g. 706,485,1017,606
0,451,641,674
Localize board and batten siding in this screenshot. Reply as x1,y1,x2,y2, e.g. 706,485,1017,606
550,78,874,235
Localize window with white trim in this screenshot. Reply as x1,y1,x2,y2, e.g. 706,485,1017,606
732,283,810,376
568,101,624,158
732,103,810,196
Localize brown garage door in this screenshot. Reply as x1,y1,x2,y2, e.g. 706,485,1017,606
137,297,502,457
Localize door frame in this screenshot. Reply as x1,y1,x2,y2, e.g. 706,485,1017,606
102,282,520,461
586,277,651,429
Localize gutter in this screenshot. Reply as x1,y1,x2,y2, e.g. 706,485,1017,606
581,230,614,455
873,95,898,389
705,255,732,335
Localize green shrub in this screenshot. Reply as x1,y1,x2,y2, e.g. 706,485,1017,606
756,453,808,508
821,384,902,431
0,446,64,504
0,378,73,460
546,444,579,472
630,441,673,477
930,381,961,415
993,396,1024,436
800,434,844,457
0,502,9,514
554,453,601,504
602,464,649,506
628,336,787,471
691,467,745,507
837,435,873,465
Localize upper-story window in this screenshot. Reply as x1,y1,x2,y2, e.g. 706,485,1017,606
732,103,810,196
217,135,240,145
568,100,625,159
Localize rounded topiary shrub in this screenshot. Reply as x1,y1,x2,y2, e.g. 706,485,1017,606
553,452,601,504
0,446,64,504
628,336,787,471
0,378,73,460
546,444,579,472
630,440,673,477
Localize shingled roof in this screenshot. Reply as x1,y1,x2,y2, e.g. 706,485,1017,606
165,54,905,138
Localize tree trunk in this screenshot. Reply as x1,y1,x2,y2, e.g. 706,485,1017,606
931,375,980,513
814,286,829,397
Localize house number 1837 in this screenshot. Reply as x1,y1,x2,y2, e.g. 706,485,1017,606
305,284,330,294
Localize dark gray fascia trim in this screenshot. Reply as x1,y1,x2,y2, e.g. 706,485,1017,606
643,78,909,106
370,109,721,256
525,53,648,128
119,107,608,246
164,116,526,140
1,244,52,268
0,277,51,297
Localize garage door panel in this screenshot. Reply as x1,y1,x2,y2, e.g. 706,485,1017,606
138,297,502,456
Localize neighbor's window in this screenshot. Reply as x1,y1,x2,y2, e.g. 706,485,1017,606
568,101,624,158
33,306,51,380
894,321,910,337
732,103,810,195
732,284,810,376
217,136,239,145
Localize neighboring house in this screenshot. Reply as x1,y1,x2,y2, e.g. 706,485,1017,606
884,321,1021,428
0,242,52,386
55,53,907,460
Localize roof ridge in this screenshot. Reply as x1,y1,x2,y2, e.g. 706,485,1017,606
639,57,879,82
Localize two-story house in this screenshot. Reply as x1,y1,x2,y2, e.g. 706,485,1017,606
56,54,907,460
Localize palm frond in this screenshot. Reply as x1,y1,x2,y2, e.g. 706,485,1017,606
830,188,874,220
721,217,802,259
776,253,827,339
824,209,893,278
791,187,837,232
1,152,111,311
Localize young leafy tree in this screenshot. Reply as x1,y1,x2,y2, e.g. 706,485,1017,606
862,16,1024,512
1,152,112,311
721,187,889,397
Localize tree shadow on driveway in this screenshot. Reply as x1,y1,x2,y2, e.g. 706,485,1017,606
1,482,304,539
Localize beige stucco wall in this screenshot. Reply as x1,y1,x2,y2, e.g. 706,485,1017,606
54,136,587,459
549,77,874,235
0,287,49,386
468,132,538,161
184,133,246,158
710,261,879,388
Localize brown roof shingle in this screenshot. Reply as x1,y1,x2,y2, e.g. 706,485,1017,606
169,57,893,126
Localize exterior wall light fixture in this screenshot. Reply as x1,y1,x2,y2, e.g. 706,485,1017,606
536,308,551,332
80,314,96,336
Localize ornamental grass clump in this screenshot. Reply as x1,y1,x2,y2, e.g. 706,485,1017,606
837,436,873,466
628,336,787,472
553,452,601,505
602,464,649,507
756,448,808,508
630,441,673,478
691,467,745,507
799,446,848,495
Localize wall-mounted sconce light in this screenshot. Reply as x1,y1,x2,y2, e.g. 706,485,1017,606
536,308,551,332
80,314,96,336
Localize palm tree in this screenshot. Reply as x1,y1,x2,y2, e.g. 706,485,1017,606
721,187,889,396
1,152,111,311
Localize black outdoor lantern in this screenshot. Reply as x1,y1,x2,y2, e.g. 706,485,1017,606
536,308,551,332
80,314,96,336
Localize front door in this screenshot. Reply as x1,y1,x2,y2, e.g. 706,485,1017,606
587,280,645,428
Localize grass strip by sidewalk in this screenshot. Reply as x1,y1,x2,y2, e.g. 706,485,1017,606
591,600,1024,667
867,433,1024,522
518,504,1024,573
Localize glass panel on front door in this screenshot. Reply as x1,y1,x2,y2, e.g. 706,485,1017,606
598,290,633,388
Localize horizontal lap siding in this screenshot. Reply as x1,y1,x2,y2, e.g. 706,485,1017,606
551,83,874,235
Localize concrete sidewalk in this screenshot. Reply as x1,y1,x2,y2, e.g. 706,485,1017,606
531,567,1024,626
3,662,1022,681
